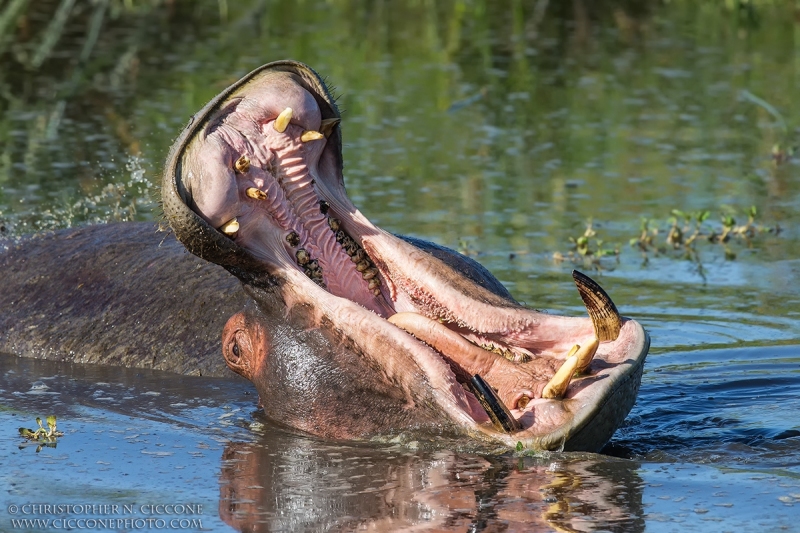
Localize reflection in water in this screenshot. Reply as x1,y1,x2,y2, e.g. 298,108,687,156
1,348,799,531
218,437,644,532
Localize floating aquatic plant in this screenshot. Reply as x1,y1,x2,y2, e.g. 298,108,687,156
632,205,780,263
554,206,780,271
19,415,64,452
552,219,620,270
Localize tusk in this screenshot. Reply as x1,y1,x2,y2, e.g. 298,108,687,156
572,270,622,342
469,374,521,433
218,218,239,238
245,187,267,200
273,107,293,133
300,130,324,142
574,338,599,374
541,355,579,399
319,117,341,138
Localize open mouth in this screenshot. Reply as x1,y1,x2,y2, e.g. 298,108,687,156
162,60,649,450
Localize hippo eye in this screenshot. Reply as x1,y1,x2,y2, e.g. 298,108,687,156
232,342,240,359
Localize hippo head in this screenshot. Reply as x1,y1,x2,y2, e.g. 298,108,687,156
161,60,649,451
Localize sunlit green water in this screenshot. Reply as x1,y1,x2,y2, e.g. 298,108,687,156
1,1,799,531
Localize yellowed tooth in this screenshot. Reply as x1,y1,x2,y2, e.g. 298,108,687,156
300,130,324,142
368,278,380,290
516,395,531,410
295,248,310,265
246,187,267,200
234,154,250,173
541,355,579,399
574,337,599,374
355,261,369,272
572,270,622,342
567,344,580,358
219,217,239,237
319,117,341,138
372,287,382,296
362,268,378,280
273,107,293,133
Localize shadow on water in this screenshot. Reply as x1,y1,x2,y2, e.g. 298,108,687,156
2,0,800,531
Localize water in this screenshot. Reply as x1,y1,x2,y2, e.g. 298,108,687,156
2,1,800,531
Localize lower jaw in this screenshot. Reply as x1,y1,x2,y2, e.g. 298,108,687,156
236,197,643,447
264,248,647,448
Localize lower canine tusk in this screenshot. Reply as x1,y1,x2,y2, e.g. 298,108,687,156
572,270,622,342
469,374,521,433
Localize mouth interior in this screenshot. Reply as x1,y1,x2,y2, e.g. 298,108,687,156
178,69,626,436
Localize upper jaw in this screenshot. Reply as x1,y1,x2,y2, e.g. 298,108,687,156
161,60,343,275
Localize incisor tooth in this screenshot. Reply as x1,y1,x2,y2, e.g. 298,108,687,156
574,338,599,374
567,344,580,357
541,355,579,399
319,117,341,138
300,130,324,142
246,187,267,200
219,218,239,237
273,107,293,133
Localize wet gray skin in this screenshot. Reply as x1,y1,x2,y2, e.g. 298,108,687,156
0,223,247,376
162,60,650,451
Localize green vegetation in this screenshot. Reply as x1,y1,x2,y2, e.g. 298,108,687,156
633,206,779,262
556,206,780,270
19,415,64,451
553,221,619,269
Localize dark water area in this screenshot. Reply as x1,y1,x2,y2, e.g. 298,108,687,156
2,0,800,531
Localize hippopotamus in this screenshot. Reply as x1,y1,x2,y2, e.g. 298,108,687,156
161,60,650,451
